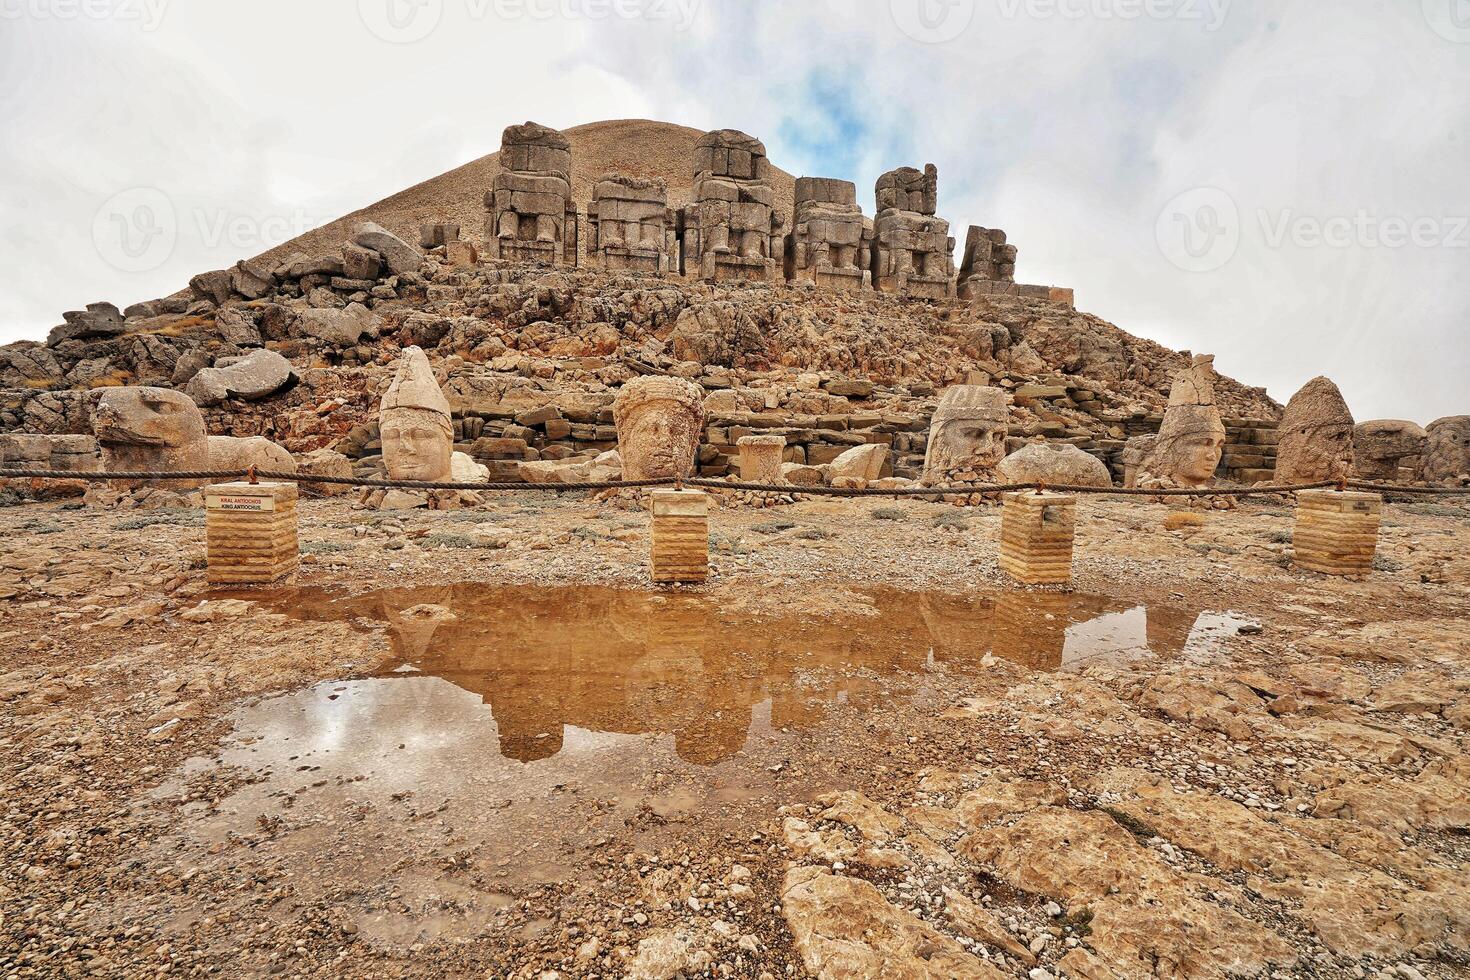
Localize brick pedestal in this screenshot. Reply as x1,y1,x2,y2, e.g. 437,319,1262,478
650,490,709,584
205,482,299,585
1000,491,1077,585
1293,490,1381,577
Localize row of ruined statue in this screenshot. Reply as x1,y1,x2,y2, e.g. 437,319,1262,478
486,122,1015,300
86,346,1378,511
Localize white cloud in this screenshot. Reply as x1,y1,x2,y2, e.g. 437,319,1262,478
1,0,1465,423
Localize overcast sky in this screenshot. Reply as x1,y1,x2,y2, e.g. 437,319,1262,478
1,0,1466,423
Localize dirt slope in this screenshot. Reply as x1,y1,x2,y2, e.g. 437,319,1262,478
255,119,799,266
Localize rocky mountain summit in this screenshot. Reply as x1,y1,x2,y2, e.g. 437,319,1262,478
0,217,1280,488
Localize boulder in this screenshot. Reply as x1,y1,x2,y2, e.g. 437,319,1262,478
298,303,380,346
996,442,1112,488
170,350,212,387
46,303,127,346
230,259,275,300
214,307,263,347
185,349,297,406
296,447,354,496
782,462,824,487
207,435,296,475
828,444,888,483
340,243,383,281
352,221,423,276
189,269,234,305
450,452,489,483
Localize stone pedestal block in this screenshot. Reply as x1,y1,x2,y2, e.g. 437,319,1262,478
737,435,786,484
650,490,709,584
1293,490,1381,577
205,482,299,585
1000,491,1077,585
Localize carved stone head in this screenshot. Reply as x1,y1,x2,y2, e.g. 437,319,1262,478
1142,356,1226,488
380,347,453,482
612,376,706,482
923,385,1009,482
1423,415,1470,483
1276,376,1355,483
92,386,210,485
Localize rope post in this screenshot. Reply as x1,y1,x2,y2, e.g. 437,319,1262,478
204,481,299,585
246,464,258,486
649,489,709,585
1000,490,1077,586
1293,488,1381,578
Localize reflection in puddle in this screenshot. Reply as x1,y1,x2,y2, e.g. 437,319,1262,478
228,585,1252,769
158,585,1256,946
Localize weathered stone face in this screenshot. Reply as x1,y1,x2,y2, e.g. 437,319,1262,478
1276,376,1355,484
1422,415,1470,483
1352,420,1427,481
380,347,453,483
91,386,211,487
1138,356,1226,490
612,377,705,481
923,386,1009,483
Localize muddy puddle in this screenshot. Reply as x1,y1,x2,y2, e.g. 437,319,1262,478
223,584,1251,768
154,586,1254,944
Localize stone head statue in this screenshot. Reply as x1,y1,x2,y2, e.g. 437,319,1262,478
1276,376,1355,483
380,346,453,482
612,376,706,481
92,386,210,486
1140,355,1226,488
1352,420,1427,481
923,385,1009,482
1422,416,1470,484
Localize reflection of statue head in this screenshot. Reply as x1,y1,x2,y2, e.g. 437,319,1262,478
1142,356,1226,488
612,377,706,481
924,386,1009,481
1276,376,1355,483
381,347,453,482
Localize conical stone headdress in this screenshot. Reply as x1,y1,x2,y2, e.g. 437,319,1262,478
932,385,1009,424
381,347,452,433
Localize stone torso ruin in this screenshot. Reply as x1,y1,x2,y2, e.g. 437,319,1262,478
483,121,1068,303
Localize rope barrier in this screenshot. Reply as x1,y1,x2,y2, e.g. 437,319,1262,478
1,468,1467,498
